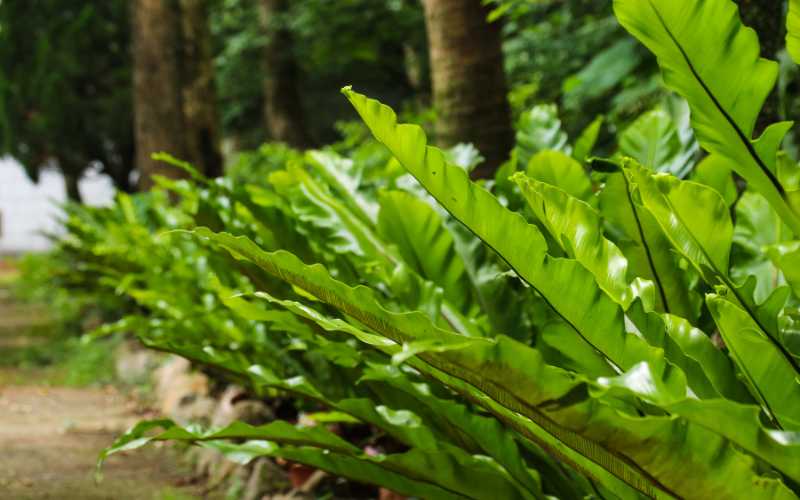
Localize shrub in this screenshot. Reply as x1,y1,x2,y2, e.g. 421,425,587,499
27,0,800,498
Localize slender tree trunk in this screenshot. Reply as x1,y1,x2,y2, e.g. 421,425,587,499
737,0,784,132
179,0,223,178
258,0,313,148
132,0,188,190
64,172,82,203
422,0,513,179
118,140,136,193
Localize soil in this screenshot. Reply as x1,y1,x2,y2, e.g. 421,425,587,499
0,280,206,500
0,386,202,500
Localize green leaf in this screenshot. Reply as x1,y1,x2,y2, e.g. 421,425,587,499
615,0,800,235
525,150,594,205
629,163,733,276
269,163,391,264
445,224,532,342
251,289,578,497
270,164,476,336
99,419,358,461
593,360,800,484
99,420,481,500
563,38,643,109
788,0,800,65
599,172,699,320
359,362,548,496
101,302,542,499
624,300,751,401
213,441,464,498
619,107,696,178
306,149,378,224
445,143,485,172
731,192,790,303
245,318,546,499
344,87,664,376
572,115,603,163
216,440,532,500
512,175,729,399
656,311,751,402
197,226,799,500
767,241,800,297
621,159,800,404
377,190,472,312
622,160,731,287
691,155,738,207
191,230,646,497
513,173,631,308
707,295,800,430
514,104,570,167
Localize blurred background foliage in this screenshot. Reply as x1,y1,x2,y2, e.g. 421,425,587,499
0,0,693,196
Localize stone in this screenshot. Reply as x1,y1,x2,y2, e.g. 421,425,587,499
114,340,160,385
154,356,214,425
211,385,272,428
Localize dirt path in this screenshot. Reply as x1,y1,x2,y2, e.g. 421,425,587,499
0,386,201,500
0,284,205,499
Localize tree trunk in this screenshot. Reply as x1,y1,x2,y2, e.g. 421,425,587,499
422,0,513,179
64,172,82,203
117,140,136,193
736,0,784,132
179,0,223,178
258,0,313,148
132,0,188,190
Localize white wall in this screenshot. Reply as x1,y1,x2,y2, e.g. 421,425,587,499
0,158,116,253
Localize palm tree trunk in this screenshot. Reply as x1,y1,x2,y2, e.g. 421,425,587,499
258,0,313,148
179,0,223,178
64,172,82,203
132,0,188,190
422,0,513,178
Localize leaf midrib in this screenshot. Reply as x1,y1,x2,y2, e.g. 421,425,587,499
620,172,671,313
645,0,786,198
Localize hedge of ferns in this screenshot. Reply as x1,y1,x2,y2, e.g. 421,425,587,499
26,0,800,498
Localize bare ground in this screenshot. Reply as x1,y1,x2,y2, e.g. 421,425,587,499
0,282,206,500
0,385,203,500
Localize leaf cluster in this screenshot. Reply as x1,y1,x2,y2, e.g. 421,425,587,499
22,0,800,498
